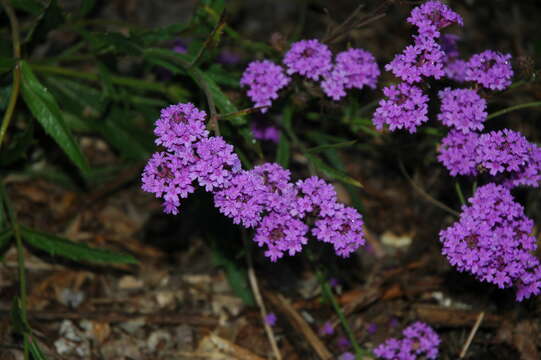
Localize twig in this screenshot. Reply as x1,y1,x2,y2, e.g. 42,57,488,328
242,231,282,360
459,312,485,358
398,160,460,217
190,12,227,67
0,0,22,149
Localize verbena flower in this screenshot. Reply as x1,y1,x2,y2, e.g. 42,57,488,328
252,122,280,143
465,50,513,90
240,60,290,113
407,0,463,38
503,143,541,189
154,103,208,150
439,34,468,82
321,48,380,100
141,150,196,215
437,88,487,133
374,322,440,360
372,83,429,133
445,58,468,82
283,39,332,81
385,35,446,83
437,130,479,176
193,136,241,192
254,211,309,262
312,203,366,257
252,163,299,214
476,129,532,176
295,176,339,217
439,183,538,299
213,170,267,228
440,33,460,59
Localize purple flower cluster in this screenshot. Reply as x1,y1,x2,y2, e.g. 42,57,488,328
465,50,513,90
374,322,440,360
283,39,332,81
438,128,541,188
143,103,366,261
240,60,290,113
407,1,463,38
440,183,541,300
241,39,379,110
373,83,429,133
437,88,487,133
322,48,380,101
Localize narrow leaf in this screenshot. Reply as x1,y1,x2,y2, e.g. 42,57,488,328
306,154,363,188
307,140,357,153
20,61,89,173
21,227,138,264
28,337,48,360
275,134,290,167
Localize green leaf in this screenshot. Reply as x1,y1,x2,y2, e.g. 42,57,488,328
132,23,189,46
21,227,138,264
91,32,143,56
0,229,13,259
307,140,357,153
275,134,290,168
25,0,65,49
0,57,15,74
10,297,30,334
28,338,49,360
20,61,90,173
10,0,44,15
306,154,363,188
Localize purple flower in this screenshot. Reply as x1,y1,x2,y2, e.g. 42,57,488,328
172,40,187,54
437,130,479,176
265,312,277,326
445,59,468,82
337,336,351,351
154,103,209,150
475,129,539,187
240,60,290,113
217,49,241,65
339,352,355,360
193,136,241,192
252,122,280,143
319,321,334,336
141,150,196,215
439,183,538,299
213,170,267,228
407,1,463,38
295,176,339,217
516,258,541,301
465,50,513,90
252,163,298,215
385,35,446,83
254,211,309,262
321,48,380,100
283,39,332,81
373,83,429,133
367,323,378,335
374,322,440,360
312,204,366,258
440,33,460,59
437,88,487,133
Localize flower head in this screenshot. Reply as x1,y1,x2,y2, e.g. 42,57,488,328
283,39,332,81
407,1,463,38
154,103,209,150
437,130,479,176
437,88,487,133
241,60,290,113
374,322,440,360
373,83,429,133
193,137,241,191
465,50,513,90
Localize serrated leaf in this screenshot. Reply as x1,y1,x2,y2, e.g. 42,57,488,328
275,134,290,167
21,227,138,264
20,61,89,173
306,154,363,188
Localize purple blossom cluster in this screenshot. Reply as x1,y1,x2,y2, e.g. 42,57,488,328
437,88,487,133
440,183,541,301
465,50,513,90
374,322,440,360
438,129,541,188
142,103,366,261
241,39,379,110
240,60,290,113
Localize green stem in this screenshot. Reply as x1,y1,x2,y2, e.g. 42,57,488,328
486,101,541,120
0,182,29,360
454,182,466,206
29,63,168,93
0,0,22,149
315,269,370,359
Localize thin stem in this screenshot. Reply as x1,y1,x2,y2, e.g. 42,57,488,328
0,182,29,360
190,12,226,68
315,268,369,359
0,0,22,149
486,101,541,120
454,182,466,206
242,231,282,360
